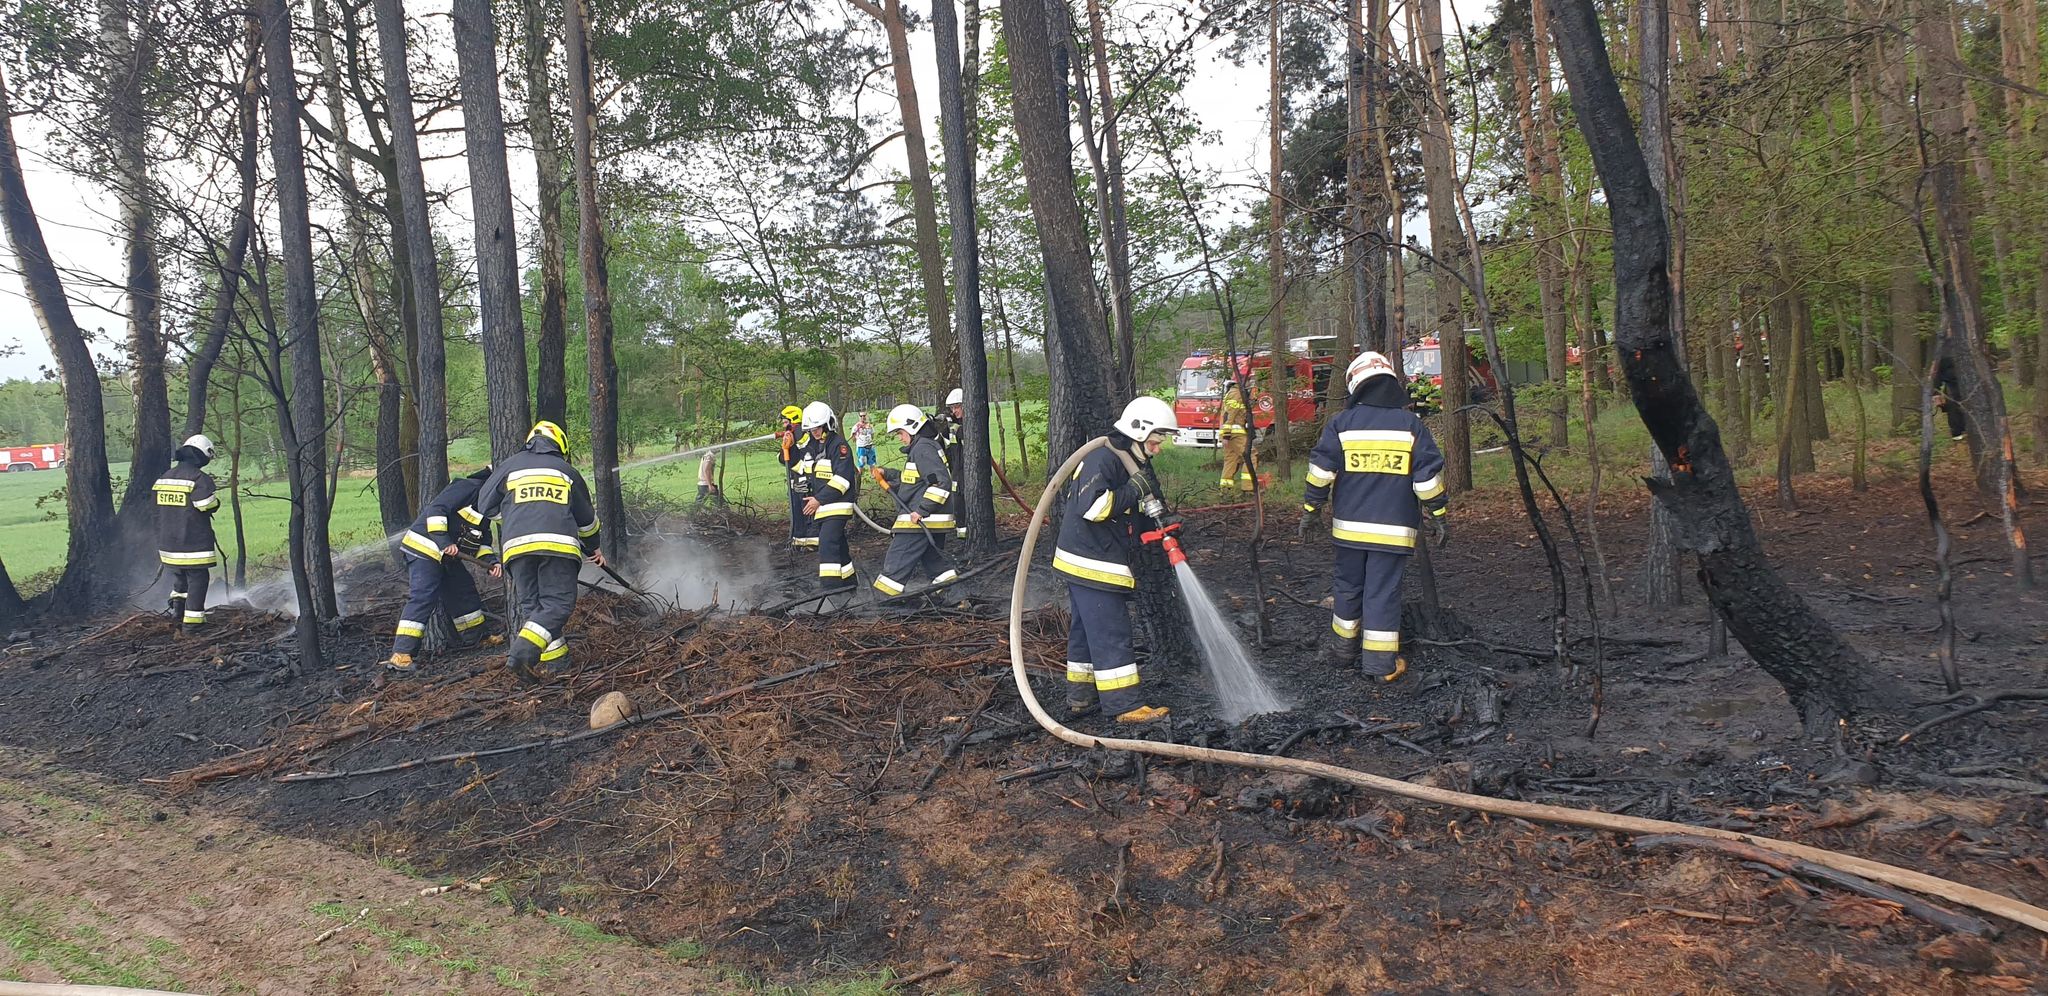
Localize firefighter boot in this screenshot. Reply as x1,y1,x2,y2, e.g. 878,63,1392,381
1362,650,1408,683
1318,629,1360,670
1115,705,1171,724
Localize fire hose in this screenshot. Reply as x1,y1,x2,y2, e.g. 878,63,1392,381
1008,435,2048,936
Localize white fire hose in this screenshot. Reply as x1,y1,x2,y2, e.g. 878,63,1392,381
1008,435,2048,935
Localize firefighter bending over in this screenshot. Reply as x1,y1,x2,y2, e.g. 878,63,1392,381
154,434,223,636
381,467,505,677
870,403,957,604
477,421,604,684
1300,351,1448,682
1055,396,1179,725
937,388,968,539
797,402,859,593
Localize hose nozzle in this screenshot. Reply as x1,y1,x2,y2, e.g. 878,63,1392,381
1140,522,1187,567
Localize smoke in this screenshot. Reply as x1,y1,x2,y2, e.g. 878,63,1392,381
218,534,400,618
599,532,774,609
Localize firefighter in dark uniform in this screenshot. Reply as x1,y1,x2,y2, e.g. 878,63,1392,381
154,434,223,635
938,388,967,539
1300,351,1449,681
777,405,819,551
796,401,859,591
1217,380,1254,492
870,403,958,602
476,421,604,683
1054,396,1178,724
380,468,505,676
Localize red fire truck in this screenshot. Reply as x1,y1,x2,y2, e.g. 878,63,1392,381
1402,335,1502,401
2,444,65,472
1172,337,1337,448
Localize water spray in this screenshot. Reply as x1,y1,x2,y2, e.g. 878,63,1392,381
614,433,776,476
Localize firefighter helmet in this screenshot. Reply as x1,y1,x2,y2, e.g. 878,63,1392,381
528,420,570,457
780,405,803,423
1115,396,1179,442
800,401,836,431
1345,351,1398,395
944,387,964,407
885,403,926,436
181,434,216,460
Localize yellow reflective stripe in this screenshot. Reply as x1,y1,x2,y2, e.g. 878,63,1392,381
872,574,905,596
539,639,568,662
191,494,220,512
519,622,551,648
502,533,583,558
817,562,856,579
1338,429,1415,443
1413,474,1445,501
1066,662,1095,683
395,619,426,637
1430,505,1448,517
1331,616,1360,638
506,468,572,487
426,515,450,532
1094,663,1140,690
1305,463,1337,486
153,478,195,492
1363,629,1401,652
402,531,443,559
1083,491,1114,522
182,611,207,624
1331,520,1418,548
159,550,218,567
892,514,954,530
453,611,485,631
828,475,852,493
1052,549,1135,588
921,486,951,502
458,505,485,525
577,517,601,538
931,569,958,585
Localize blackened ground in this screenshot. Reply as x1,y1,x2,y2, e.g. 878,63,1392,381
2,476,2046,993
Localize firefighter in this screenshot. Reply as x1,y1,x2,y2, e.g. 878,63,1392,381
1299,351,1448,682
869,403,957,603
476,420,604,684
1217,379,1254,492
1054,396,1178,725
797,402,859,592
938,388,967,538
381,468,505,677
777,405,818,551
154,434,222,636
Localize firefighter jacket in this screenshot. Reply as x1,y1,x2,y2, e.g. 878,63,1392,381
154,459,220,567
801,430,859,520
475,436,600,562
939,413,964,480
779,428,814,494
1052,438,1151,592
1301,380,1447,554
1219,391,1250,437
876,430,953,531
401,476,498,565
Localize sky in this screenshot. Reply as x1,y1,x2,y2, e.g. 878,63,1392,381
0,0,1496,384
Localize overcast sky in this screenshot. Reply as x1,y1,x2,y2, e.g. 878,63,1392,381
0,0,1494,383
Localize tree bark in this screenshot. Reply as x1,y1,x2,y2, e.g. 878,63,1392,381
187,21,260,440
373,0,448,499
565,0,626,561
999,0,1114,469
1548,0,1899,735
935,0,996,554
854,0,956,390
1414,0,1468,492
1338,0,1366,407
0,67,118,612
1528,3,1571,449
1083,0,1135,400
1509,30,1570,449
257,0,338,619
1265,0,1292,481
525,0,568,424
451,0,532,460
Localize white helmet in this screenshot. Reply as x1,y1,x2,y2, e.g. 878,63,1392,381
182,434,216,460
800,401,835,430
1345,351,1398,395
944,388,963,406
1115,396,1179,442
885,403,926,435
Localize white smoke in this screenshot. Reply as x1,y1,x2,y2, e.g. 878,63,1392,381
590,532,774,609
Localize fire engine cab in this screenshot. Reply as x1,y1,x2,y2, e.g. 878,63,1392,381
2,444,64,472
1172,337,1337,448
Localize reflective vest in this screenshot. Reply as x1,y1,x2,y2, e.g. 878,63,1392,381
1052,443,1147,591
476,438,600,561
885,433,953,532
401,476,497,564
1301,397,1447,554
154,461,220,568
801,430,858,519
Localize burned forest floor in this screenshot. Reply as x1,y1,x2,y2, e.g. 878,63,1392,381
4,466,2048,994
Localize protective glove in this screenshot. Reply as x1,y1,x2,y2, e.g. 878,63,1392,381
1139,496,1167,522
1425,513,1448,548
1297,511,1314,540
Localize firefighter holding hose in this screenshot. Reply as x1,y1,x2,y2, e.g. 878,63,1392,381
154,434,223,636
869,403,958,604
797,402,859,593
777,405,818,552
1300,351,1448,682
380,467,504,677
476,420,604,684
1054,396,1179,725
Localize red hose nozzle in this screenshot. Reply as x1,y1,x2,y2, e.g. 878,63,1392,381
1140,522,1186,566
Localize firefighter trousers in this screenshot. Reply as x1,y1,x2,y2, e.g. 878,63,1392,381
1218,434,1253,490
815,514,856,590
788,488,818,547
507,554,581,672
1331,547,1407,673
391,553,487,655
873,527,955,601
1065,583,1143,715
169,568,210,628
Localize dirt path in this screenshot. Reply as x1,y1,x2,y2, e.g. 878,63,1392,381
0,752,728,995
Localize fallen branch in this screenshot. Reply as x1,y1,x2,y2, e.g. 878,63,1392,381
882,963,958,989
1632,833,1997,938
916,680,1001,792
1898,688,2048,742
273,661,844,784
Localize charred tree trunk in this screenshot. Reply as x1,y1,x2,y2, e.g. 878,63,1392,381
1265,0,1292,481
525,0,568,424
0,67,118,611
1415,0,1468,492
257,0,338,618
565,0,625,560
1549,0,1900,735
1339,0,1367,405
99,0,172,523
374,0,448,499
999,0,1114,469
1509,31,1570,449
1083,0,1136,400
451,0,531,459
187,22,260,439
935,0,996,554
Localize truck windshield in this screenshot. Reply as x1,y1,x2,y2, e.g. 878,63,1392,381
1177,366,1224,398
1404,348,1442,378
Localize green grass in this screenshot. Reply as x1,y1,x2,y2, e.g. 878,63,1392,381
0,896,182,989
